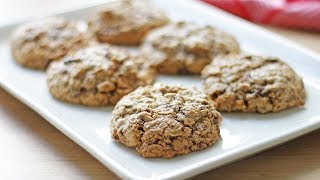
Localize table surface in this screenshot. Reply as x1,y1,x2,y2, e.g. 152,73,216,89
1,1,320,179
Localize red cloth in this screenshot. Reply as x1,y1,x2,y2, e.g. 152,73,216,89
201,0,320,30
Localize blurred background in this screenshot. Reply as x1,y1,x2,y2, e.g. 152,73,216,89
1,0,320,31
0,0,318,52
202,0,320,31
0,0,105,26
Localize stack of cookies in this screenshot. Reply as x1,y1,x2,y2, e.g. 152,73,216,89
10,0,305,159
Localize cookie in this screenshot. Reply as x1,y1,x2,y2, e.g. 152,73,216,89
47,44,156,106
202,54,306,113
111,84,222,158
88,0,169,45
141,21,240,74
10,17,92,69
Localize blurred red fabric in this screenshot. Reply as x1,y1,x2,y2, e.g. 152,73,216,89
201,0,320,30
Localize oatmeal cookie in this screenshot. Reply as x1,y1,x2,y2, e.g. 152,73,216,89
141,21,240,74
10,17,92,69
111,84,222,158
88,0,169,45
202,54,306,113
47,44,156,106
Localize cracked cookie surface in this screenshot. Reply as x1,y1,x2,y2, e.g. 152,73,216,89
10,17,91,69
111,84,222,158
141,21,240,74
47,44,156,106
202,54,306,113
88,0,169,45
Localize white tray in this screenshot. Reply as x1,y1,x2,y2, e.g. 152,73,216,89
1,0,320,179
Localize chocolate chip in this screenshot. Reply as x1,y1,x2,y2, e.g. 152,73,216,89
64,58,81,64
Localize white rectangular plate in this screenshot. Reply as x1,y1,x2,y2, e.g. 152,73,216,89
1,0,320,179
